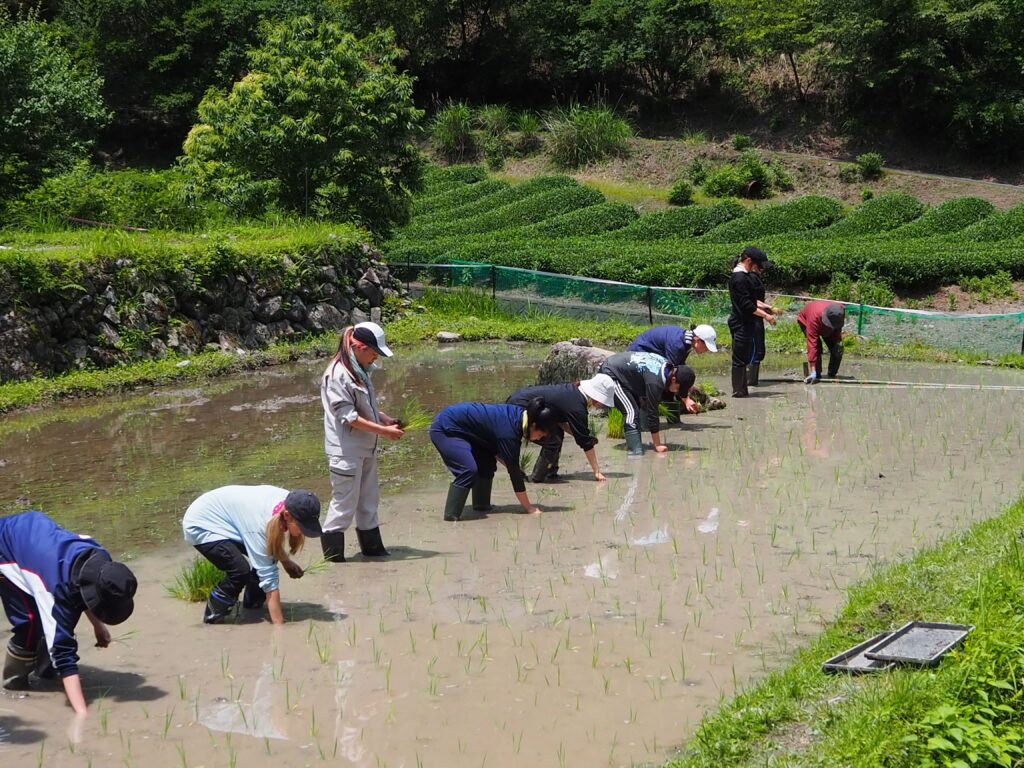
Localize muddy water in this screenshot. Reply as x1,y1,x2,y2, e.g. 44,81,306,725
1,347,1023,768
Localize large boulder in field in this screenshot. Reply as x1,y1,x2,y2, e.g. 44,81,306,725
536,340,613,384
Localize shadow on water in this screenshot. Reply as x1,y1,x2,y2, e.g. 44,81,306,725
0,713,47,746
79,667,167,703
356,545,441,562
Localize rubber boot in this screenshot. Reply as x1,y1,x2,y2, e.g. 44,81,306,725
472,475,494,511
242,569,266,609
529,445,561,482
356,527,390,557
731,367,748,398
321,530,346,563
33,637,55,680
745,363,760,387
202,589,236,625
624,428,644,456
443,484,471,522
3,644,34,690
827,345,844,378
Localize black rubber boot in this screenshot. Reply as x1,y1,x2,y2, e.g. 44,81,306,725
745,363,760,387
472,475,494,511
827,345,844,378
624,428,644,456
242,569,266,609
202,590,236,625
321,530,346,563
529,445,561,482
731,367,748,398
33,638,55,679
444,484,471,522
356,527,390,557
3,643,34,690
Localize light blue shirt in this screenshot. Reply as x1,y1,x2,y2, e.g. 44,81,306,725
182,485,287,592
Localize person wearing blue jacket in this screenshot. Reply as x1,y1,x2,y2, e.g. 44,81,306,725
429,399,559,522
628,324,718,420
0,511,137,714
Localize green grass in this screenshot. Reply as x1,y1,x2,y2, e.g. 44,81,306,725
669,495,1024,767
166,556,224,602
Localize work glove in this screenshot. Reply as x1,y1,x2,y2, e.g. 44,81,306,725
803,371,819,384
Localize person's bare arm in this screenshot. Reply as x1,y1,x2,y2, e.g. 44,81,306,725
62,674,88,714
513,490,541,515
583,448,606,481
266,590,285,625
348,415,404,440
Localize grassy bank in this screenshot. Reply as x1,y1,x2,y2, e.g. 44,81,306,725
2,289,1022,413
669,494,1024,767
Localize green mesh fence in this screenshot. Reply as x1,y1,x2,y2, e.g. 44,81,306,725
390,261,1024,357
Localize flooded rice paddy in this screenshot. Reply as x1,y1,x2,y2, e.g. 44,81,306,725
1,343,1023,767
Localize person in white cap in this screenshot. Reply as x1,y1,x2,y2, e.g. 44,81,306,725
504,375,615,483
627,325,716,420
320,322,404,562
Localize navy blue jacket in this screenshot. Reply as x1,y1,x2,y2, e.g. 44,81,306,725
628,326,695,366
0,511,106,677
506,383,597,452
430,403,528,491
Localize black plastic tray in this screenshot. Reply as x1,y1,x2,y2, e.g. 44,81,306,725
865,621,973,667
822,631,894,674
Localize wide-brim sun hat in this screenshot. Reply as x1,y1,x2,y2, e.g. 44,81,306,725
578,373,616,408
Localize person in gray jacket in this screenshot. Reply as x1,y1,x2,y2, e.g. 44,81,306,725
320,322,404,562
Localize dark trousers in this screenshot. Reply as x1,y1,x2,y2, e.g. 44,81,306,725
530,427,565,480
753,319,766,364
0,576,41,655
729,319,756,369
798,321,844,376
429,428,497,489
194,540,264,609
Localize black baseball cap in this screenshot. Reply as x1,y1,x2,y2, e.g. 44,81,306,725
79,551,137,625
741,246,771,267
284,490,323,538
352,322,393,357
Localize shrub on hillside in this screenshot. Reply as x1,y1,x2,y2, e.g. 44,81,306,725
731,134,752,150
523,203,639,237
856,152,885,180
888,197,995,238
956,203,1024,242
412,178,507,216
475,105,513,137
422,165,488,192
430,102,477,162
816,194,924,237
667,180,695,206
961,270,1016,302
702,152,790,199
544,104,632,169
9,163,217,230
702,195,844,242
609,200,747,240
513,112,543,156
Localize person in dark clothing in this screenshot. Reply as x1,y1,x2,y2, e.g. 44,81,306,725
628,324,718,421
728,246,777,397
598,352,697,456
429,399,560,521
796,300,846,382
747,259,778,387
506,375,617,483
0,511,137,714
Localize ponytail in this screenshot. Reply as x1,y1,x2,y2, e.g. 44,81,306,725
524,396,559,440
331,326,359,380
265,514,305,563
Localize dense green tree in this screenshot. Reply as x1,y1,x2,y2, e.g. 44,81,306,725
0,11,109,198
573,0,720,101
181,16,424,235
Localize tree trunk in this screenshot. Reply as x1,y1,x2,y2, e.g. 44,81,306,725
786,51,805,102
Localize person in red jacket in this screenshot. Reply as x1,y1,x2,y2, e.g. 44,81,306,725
796,301,845,383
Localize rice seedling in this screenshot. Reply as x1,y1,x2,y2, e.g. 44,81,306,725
166,556,224,602
303,555,332,576
398,397,433,431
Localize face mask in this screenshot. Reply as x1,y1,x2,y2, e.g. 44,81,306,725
348,350,378,376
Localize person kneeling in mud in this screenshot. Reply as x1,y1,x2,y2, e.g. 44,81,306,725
182,486,322,625
598,351,697,456
506,374,617,483
796,300,845,383
1,511,137,714
429,398,560,521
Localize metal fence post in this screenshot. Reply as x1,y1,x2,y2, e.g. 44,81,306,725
1020,320,1023,355
491,265,497,301
857,302,865,335
406,255,411,292
647,286,654,325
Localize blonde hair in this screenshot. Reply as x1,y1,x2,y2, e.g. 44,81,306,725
265,514,305,563
331,326,359,379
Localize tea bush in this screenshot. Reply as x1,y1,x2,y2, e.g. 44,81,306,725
701,195,844,243
956,203,1024,242
855,152,885,180
608,200,747,240
405,176,574,232
887,197,995,238
519,203,638,237
814,193,924,237
411,178,507,217
667,179,695,206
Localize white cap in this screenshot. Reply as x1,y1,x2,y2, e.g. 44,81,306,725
693,324,718,353
352,322,393,357
578,373,616,408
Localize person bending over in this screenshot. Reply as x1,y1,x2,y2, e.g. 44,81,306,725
796,301,845,383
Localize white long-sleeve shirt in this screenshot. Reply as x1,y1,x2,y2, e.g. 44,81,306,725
182,485,287,592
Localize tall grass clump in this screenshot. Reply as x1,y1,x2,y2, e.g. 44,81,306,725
544,104,632,169
167,557,224,602
430,102,476,162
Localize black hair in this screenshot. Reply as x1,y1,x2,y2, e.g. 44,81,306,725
524,396,559,439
